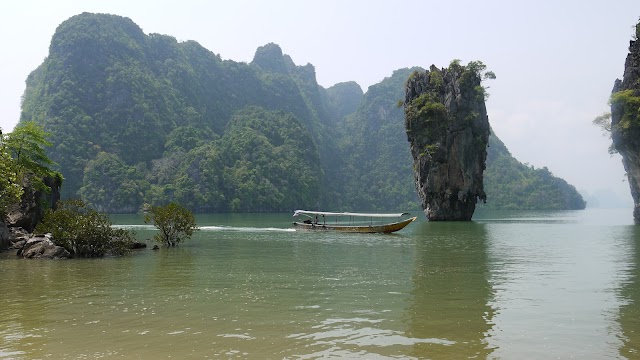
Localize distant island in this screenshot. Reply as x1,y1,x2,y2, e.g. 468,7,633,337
18,12,586,213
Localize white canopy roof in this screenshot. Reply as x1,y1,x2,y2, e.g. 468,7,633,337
293,210,409,218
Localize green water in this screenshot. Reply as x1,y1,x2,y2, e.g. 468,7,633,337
1,209,639,359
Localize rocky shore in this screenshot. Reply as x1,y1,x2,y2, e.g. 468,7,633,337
2,224,147,259
1,175,145,259
0,175,70,258
10,228,70,258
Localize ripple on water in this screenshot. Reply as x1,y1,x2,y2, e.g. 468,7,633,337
218,333,256,340
288,316,455,349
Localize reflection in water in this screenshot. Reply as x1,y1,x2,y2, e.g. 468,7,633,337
151,246,195,290
0,257,137,358
2,210,640,358
407,221,494,358
485,222,634,358
278,232,439,359
619,226,640,357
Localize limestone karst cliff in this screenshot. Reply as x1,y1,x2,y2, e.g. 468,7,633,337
21,13,585,213
1,175,61,250
611,21,640,221
403,62,491,221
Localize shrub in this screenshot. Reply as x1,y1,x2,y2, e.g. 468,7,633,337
35,199,134,257
144,202,198,246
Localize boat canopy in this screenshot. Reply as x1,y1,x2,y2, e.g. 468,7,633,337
293,210,410,218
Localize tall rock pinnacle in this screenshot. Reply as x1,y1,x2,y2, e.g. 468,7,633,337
403,62,491,221
611,21,640,221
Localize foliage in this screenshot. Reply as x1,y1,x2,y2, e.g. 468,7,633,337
164,125,217,153
462,60,496,101
592,112,612,133
21,13,338,211
611,90,640,132
0,131,23,215
3,122,62,192
218,106,322,212
0,122,61,216
404,61,491,158
337,68,422,211
144,202,198,246
35,199,134,257
79,152,147,213
592,112,617,154
481,132,586,210
592,89,640,154
19,13,584,212
606,89,640,155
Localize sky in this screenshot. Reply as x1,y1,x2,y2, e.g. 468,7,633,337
1,0,639,207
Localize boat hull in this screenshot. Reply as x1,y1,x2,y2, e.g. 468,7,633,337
293,217,417,233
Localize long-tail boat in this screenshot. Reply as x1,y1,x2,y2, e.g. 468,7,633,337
292,210,416,233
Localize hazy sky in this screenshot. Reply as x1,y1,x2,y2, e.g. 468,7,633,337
1,0,639,206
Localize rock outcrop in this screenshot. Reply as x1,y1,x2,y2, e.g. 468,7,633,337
1,175,61,252
6,176,61,232
0,220,10,250
404,63,490,221
611,22,640,221
17,233,70,259
8,227,29,250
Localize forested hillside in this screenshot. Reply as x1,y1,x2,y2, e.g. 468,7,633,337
20,12,585,213
482,132,585,210
337,68,421,210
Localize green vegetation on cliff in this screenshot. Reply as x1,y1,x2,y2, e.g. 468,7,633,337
337,68,421,210
606,17,640,220
0,135,22,214
611,90,640,134
403,60,492,220
19,12,585,212
344,67,585,211
0,122,62,215
21,14,335,212
482,132,586,210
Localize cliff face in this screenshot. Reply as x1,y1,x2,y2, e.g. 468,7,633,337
6,176,61,232
0,220,9,249
404,64,490,221
611,23,640,221
1,176,61,250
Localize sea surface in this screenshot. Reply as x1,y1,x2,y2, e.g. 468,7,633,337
1,208,639,359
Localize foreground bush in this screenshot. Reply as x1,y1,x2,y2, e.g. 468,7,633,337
144,202,197,247
35,199,134,257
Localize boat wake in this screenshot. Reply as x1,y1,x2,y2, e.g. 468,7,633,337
112,224,156,230
199,226,295,232
112,224,295,232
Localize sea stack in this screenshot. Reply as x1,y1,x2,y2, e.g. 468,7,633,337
403,62,491,221
611,21,640,221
